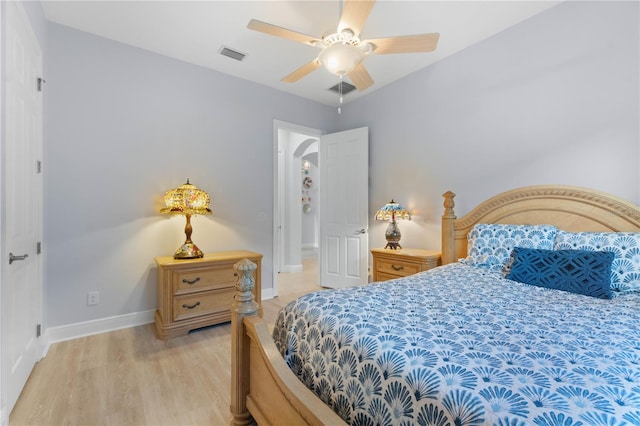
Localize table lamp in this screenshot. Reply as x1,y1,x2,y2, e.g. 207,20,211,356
160,179,212,259
375,199,410,249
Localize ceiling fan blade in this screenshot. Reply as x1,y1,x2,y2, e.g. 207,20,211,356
367,33,440,54
248,19,319,45
282,60,322,83
348,63,374,91
338,0,375,36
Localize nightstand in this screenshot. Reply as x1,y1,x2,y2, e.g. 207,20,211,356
371,248,441,282
154,250,262,339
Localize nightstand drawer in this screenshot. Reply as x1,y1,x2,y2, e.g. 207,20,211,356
376,260,420,277
375,271,404,282
173,288,235,321
173,267,236,294
371,248,441,283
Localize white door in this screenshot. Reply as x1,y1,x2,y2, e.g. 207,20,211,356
2,0,44,417
320,127,369,288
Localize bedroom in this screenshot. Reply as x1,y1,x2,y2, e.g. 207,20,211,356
1,0,638,424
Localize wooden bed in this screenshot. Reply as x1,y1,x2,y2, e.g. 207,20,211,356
230,185,640,426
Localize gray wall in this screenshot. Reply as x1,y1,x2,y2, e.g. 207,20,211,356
339,1,639,251
45,23,336,327
22,1,47,47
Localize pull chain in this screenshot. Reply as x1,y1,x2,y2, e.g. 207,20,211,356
338,75,343,114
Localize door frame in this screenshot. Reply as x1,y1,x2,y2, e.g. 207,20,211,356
1,1,45,421
272,120,322,298
0,3,4,418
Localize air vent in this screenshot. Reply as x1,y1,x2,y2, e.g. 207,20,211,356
219,46,246,62
328,81,356,95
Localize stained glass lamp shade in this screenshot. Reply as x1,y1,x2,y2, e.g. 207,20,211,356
160,179,212,259
375,200,410,250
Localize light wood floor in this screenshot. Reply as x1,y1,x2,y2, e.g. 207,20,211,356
10,255,322,426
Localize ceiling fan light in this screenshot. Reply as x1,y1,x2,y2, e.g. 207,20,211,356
318,43,364,76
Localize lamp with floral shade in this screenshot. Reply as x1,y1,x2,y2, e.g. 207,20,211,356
375,199,410,250
160,179,212,259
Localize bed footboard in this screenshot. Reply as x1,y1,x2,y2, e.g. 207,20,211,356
230,259,258,425
230,259,345,426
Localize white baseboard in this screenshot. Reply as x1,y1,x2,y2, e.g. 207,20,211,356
43,309,155,351
280,264,303,273
261,287,274,300
39,291,279,352
41,291,276,353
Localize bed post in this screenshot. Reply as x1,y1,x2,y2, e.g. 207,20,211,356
230,258,259,426
442,191,457,265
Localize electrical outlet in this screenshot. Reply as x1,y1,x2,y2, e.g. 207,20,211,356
87,291,99,306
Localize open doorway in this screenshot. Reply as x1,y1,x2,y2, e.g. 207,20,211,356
298,140,319,261
273,121,322,297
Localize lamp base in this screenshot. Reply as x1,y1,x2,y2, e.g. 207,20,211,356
173,241,204,259
384,220,402,250
384,242,402,250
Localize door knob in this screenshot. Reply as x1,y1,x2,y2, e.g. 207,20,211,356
9,252,29,264
354,229,367,234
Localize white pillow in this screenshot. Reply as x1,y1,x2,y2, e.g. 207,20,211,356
463,223,558,270
554,230,640,294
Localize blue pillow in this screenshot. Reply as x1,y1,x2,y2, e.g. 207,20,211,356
464,224,558,270
505,247,614,299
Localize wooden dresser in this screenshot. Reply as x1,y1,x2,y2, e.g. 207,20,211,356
371,248,440,282
154,250,262,339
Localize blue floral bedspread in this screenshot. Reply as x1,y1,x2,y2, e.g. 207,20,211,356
273,262,640,425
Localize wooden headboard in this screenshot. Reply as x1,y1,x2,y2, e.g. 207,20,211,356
441,185,640,265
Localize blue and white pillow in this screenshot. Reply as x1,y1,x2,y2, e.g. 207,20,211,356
554,230,640,293
464,223,558,270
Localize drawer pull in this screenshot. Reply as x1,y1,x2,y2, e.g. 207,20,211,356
182,301,201,310
391,264,404,271
182,277,201,285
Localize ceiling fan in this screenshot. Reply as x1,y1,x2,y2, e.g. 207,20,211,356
247,0,440,93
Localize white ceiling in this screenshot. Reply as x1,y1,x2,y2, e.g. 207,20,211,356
41,1,562,106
